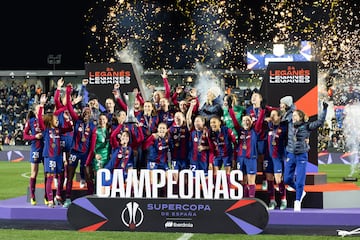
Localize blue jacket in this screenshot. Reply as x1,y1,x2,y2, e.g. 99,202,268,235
282,104,296,123
286,108,327,154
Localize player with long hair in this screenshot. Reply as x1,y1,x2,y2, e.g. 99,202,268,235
37,94,73,207
63,84,97,208
23,103,44,205
284,102,328,211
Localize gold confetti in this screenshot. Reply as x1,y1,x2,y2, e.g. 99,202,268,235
84,0,358,71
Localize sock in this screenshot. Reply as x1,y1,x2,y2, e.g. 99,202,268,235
86,179,94,195
161,185,167,197
59,172,65,190
30,177,36,199
243,184,249,198
65,177,73,199
248,184,256,198
63,164,67,179
80,165,85,181
279,181,286,200
44,175,48,200
46,175,54,202
213,174,217,186
173,183,179,195
267,180,275,201
56,174,64,197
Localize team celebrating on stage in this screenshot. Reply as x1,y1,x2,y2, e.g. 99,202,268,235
24,70,328,212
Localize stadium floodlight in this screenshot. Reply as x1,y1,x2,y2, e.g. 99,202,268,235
47,54,62,71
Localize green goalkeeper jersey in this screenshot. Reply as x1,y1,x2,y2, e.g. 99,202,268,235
93,127,110,171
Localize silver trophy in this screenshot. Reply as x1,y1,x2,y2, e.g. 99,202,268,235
124,92,138,123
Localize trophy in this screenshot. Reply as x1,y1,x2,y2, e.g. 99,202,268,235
124,92,138,124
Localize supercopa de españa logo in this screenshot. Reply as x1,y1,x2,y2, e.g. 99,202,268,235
121,202,144,230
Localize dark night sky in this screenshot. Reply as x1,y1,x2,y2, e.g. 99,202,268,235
0,1,87,70
0,1,358,71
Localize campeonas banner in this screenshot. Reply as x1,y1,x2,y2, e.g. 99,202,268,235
84,62,145,108
260,61,319,171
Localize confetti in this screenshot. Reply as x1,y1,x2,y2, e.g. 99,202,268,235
84,0,359,72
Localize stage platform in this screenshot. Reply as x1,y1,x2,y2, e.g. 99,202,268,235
1,195,360,236
255,182,360,209
3,170,360,235
0,178,359,236
254,172,360,209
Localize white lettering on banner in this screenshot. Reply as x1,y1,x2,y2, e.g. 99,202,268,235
152,169,166,198
214,170,229,199
269,75,311,83
230,171,243,199
194,170,212,198
96,169,243,199
167,170,178,199
96,168,111,197
129,169,152,198
179,170,193,199
88,70,131,85
111,169,125,197
268,68,312,84
165,221,194,228
88,76,131,85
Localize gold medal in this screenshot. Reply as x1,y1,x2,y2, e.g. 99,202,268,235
82,137,86,142
52,143,56,148
242,144,247,150
175,143,180,147
272,140,276,146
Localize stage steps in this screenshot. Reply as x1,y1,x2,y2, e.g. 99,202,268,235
2,195,360,233
256,172,327,185
255,183,360,209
